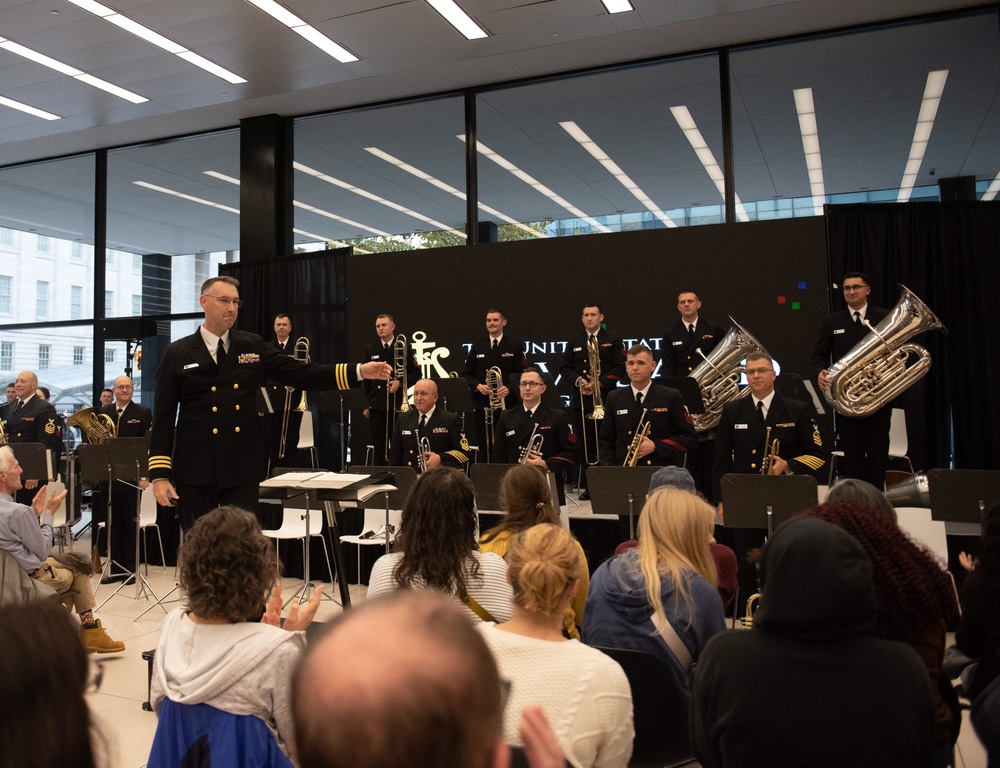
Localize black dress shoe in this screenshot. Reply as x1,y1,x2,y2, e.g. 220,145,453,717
100,573,129,585
578,489,590,501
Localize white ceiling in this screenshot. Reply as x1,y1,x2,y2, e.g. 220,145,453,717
0,0,995,255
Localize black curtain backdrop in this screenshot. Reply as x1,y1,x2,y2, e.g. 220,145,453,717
221,247,352,469
825,202,1000,471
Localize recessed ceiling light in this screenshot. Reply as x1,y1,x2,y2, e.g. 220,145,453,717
426,0,489,40
792,88,825,217
66,0,247,83
245,0,359,62
0,95,61,120
898,69,948,203
602,0,635,13
132,181,240,213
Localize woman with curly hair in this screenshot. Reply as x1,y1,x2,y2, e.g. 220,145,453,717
582,487,725,705
479,524,633,767
480,464,590,637
150,506,320,759
825,477,896,522
368,467,513,622
809,499,960,768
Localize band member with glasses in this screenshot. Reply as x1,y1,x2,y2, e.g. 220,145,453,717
560,304,626,499
492,367,577,506
389,379,469,472
599,345,697,468
462,308,528,462
811,272,890,488
149,276,392,528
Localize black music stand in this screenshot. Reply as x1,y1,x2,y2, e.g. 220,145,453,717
437,377,474,418
587,466,659,540
660,377,706,416
720,474,818,537
8,443,49,483
926,469,1000,526
315,388,368,471
99,437,160,607
76,443,119,584
470,463,516,512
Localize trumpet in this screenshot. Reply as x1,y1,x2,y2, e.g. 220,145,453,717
741,592,761,628
623,409,651,467
417,436,431,474
68,407,117,444
519,424,544,465
760,427,780,475
392,335,411,413
279,336,310,460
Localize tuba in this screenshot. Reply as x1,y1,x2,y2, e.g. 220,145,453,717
688,319,770,433
824,286,944,418
68,407,117,443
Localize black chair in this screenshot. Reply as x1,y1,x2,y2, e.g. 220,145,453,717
595,646,697,768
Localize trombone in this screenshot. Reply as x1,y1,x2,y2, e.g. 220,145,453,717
385,334,411,462
278,336,310,460
623,409,651,467
579,336,604,466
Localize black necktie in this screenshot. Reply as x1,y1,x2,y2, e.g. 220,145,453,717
217,341,227,367
280,342,285,350
492,339,498,350
384,343,390,352
757,400,765,422
688,323,695,336
419,414,427,433
853,311,861,325
525,409,533,422
635,391,643,405
11,399,22,417
116,407,124,423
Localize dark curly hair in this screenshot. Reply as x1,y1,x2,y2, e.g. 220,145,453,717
179,506,279,622
480,464,558,546
807,500,958,639
392,467,481,594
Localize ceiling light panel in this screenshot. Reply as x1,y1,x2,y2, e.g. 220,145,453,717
244,0,358,63
897,69,948,202
0,95,61,120
792,88,826,216
426,0,488,40
602,0,635,13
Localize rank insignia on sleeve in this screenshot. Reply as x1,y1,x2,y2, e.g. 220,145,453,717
460,435,470,451
813,425,823,446
44,418,56,434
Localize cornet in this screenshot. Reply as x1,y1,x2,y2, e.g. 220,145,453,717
278,336,310,460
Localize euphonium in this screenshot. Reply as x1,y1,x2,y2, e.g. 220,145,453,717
623,409,651,467
68,407,117,443
393,334,411,413
824,286,944,418
519,424,544,465
586,336,605,421
689,318,770,433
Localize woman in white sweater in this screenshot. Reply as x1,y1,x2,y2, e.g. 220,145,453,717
368,467,513,623
478,524,634,768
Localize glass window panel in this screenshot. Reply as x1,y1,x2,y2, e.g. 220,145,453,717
0,156,96,324
73,346,84,366
38,344,50,370
294,97,467,252
36,281,49,320
106,130,240,318
0,276,10,315
71,286,83,320
476,55,725,240
730,11,1000,218
0,341,12,372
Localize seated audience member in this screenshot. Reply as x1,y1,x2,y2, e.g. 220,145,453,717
368,467,513,623
293,590,568,768
0,600,109,768
479,524,633,767
825,477,897,522
150,506,321,760
691,516,936,768
613,466,738,611
955,502,1000,753
582,487,725,704
0,446,123,653
480,464,590,637
810,500,959,766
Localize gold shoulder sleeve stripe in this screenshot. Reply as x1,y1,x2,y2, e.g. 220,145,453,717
445,450,469,464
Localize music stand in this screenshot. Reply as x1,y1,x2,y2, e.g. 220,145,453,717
660,377,706,416
587,466,660,540
437,377,474,418
76,444,115,580
100,437,160,606
720,475,818,537
926,469,1000,528
8,443,49,483
470,463,516,512
315,388,368,471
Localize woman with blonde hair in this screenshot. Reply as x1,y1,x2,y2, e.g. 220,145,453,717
582,487,725,705
480,464,590,637
478,523,634,768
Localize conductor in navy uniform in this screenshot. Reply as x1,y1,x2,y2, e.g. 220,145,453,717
149,276,391,528
811,272,890,488
492,366,578,505
599,345,697,467
389,379,469,472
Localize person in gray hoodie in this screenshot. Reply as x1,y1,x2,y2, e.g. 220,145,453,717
150,506,321,757
690,516,935,768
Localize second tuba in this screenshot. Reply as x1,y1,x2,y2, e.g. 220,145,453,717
688,318,770,433
824,286,944,418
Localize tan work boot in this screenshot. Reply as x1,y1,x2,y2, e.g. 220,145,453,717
81,619,126,654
